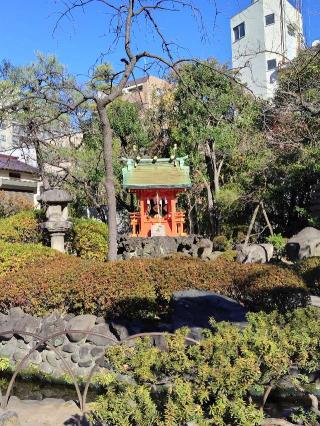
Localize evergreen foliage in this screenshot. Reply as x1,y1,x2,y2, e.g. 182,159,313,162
92,307,320,425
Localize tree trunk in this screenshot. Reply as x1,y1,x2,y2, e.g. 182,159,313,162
245,202,260,246
203,143,218,235
97,104,118,261
34,140,50,191
260,384,273,409
261,201,274,236
204,180,216,236
186,193,195,235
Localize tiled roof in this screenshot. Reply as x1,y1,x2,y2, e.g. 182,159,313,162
124,76,149,88
122,158,191,189
0,154,39,175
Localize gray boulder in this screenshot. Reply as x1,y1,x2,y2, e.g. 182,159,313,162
0,337,18,359
236,243,274,264
171,290,248,335
86,323,116,346
0,411,20,426
40,313,66,346
67,315,96,342
197,238,213,259
286,227,320,260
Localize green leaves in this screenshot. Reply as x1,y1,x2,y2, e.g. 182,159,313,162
92,308,320,425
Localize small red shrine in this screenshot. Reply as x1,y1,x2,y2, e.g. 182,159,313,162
122,154,191,237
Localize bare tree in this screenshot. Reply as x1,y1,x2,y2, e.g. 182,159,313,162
0,0,206,260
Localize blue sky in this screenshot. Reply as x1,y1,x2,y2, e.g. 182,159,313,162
0,0,318,78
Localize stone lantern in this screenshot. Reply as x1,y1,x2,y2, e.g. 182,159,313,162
38,189,73,253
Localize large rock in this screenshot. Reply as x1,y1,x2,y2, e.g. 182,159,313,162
117,235,217,260
0,411,20,426
40,313,67,347
171,290,248,334
0,337,18,359
86,323,116,346
67,315,96,342
286,227,320,260
15,315,41,344
197,238,213,259
236,244,273,264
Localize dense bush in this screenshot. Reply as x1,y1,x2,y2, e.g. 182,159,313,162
219,249,237,261
212,234,232,251
0,192,33,217
296,257,320,296
71,218,108,261
0,240,60,276
91,307,320,426
0,254,308,318
0,211,40,244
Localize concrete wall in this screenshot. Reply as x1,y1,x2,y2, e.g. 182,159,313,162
122,76,170,109
231,0,303,99
0,170,40,205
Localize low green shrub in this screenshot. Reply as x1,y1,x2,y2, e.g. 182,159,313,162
212,234,232,251
296,257,320,295
71,218,108,261
91,307,320,426
0,211,40,243
0,253,308,318
0,240,60,276
219,249,237,261
266,233,287,258
0,191,33,217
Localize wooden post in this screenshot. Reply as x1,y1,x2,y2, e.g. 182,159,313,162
170,194,177,235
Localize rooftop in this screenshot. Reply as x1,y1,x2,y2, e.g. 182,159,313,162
122,157,191,189
231,0,300,19
124,76,149,88
0,154,39,175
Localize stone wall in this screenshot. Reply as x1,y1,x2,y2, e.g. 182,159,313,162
0,308,122,378
117,235,218,260
0,292,248,378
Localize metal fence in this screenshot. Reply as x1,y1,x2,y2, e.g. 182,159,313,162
0,328,199,414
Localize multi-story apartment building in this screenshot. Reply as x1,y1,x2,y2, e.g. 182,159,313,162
231,0,303,99
122,75,170,109
0,121,34,163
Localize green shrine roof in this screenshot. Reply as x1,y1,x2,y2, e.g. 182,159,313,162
122,157,191,190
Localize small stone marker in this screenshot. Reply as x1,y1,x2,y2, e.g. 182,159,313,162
151,223,166,236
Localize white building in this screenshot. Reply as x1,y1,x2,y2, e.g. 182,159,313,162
231,0,303,99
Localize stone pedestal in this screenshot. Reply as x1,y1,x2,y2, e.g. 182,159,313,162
49,232,67,252
38,189,73,253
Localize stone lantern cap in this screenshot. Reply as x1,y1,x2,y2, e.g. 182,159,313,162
38,189,73,205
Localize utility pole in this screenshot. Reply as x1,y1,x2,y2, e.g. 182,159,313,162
279,0,286,61
296,0,303,51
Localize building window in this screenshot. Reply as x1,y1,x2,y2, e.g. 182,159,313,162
233,22,245,42
265,13,275,26
0,135,6,142
267,59,277,70
9,172,21,180
288,24,295,37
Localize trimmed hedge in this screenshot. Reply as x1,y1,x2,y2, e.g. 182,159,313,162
0,191,33,217
71,218,108,261
0,240,60,276
296,257,320,295
0,252,308,318
0,211,40,244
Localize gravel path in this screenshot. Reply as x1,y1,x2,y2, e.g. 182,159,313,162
0,397,90,425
